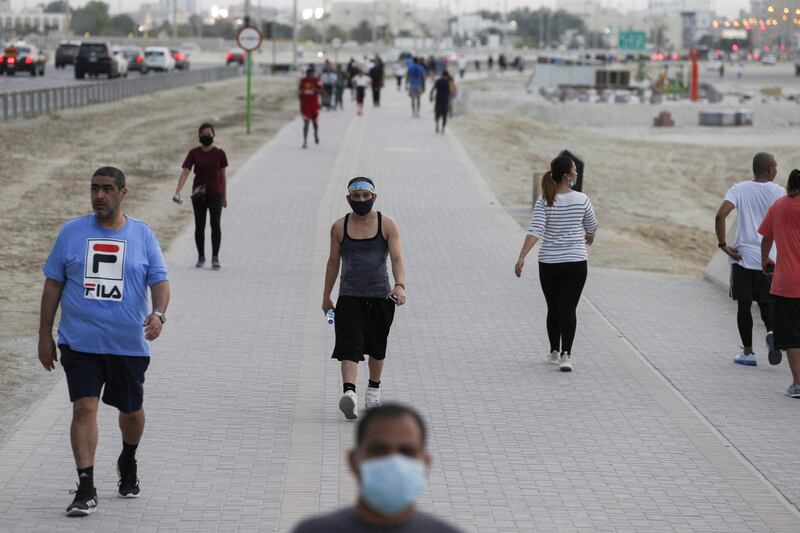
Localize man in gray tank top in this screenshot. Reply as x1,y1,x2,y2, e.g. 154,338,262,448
322,177,407,420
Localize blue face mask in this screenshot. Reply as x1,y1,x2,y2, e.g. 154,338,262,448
348,197,375,216
359,454,427,516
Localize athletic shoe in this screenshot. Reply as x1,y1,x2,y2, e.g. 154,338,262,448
366,387,381,409
302,141,307,149
767,332,782,365
195,256,205,268
314,133,319,144
548,351,560,365
211,257,221,270
559,354,573,372
785,384,800,399
65,485,97,517
339,390,358,420
733,352,757,366
117,456,140,498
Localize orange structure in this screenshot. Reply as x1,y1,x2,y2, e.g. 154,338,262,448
690,48,699,102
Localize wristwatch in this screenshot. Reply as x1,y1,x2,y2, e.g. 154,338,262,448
153,311,166,324
718,242,727,249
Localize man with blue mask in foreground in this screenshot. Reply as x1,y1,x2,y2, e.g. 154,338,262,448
292,404,463,532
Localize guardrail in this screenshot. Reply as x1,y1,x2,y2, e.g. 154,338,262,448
0,65,243,122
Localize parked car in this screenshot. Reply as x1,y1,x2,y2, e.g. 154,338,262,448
5,43,46,76
226,48,245,65
55,41,80,68
113,46,148,74
170,48,190,70
762,54,777,66
144,47,175,72
75,41,122,79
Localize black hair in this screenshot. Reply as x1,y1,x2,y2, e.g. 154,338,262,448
347,176,374,189
92,166,125,190
541,153,575,207
198,122,215,136
356,403,427,448
752,152,775,177
788,169,800,197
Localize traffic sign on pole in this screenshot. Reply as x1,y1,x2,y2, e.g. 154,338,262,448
236,26,263,135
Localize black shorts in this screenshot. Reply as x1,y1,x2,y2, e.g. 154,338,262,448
730,264,771,303
773,296,800,350
435,102,448,119
332,296,395,362
59,345,150,413
356,87,366,103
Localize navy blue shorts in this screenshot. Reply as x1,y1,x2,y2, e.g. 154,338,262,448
59,345,150,413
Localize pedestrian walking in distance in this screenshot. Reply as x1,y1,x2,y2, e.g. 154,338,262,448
298,66,322,148
39,167,170,516
715,152,784,366
406,57,426,118
515,154,598,372
174,122,228,269
353,68,370,116
369,56,384,107
758,169,800,398
322,178,407,420
292,404,464,532
334,64,346,111
429,70,451,134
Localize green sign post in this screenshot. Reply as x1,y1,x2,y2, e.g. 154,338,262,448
236,25,264,134
619,31,646,51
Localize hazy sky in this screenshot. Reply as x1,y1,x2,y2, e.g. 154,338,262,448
13,0,749,20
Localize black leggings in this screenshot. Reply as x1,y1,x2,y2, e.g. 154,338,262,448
539,261,588,354
737,300,772,348
191,193,223,258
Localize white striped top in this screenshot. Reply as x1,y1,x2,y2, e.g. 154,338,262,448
527,191,598,264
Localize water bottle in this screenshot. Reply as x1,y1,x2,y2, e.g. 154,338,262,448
326,309,335,325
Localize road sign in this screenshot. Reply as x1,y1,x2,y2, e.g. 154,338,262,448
618,31,646,51
237,26,263,52
331,38,342,49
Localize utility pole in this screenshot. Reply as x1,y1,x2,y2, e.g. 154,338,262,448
372,0,377,49
292,0,298,71
172,0,177,40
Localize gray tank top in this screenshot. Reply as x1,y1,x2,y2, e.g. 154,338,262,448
339,212,391,298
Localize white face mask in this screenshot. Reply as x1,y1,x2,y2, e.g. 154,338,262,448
359,454,427,516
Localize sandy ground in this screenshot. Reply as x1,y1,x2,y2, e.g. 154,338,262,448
0,75,297,444
452,73,800,275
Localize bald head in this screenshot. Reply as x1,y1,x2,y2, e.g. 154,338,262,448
752,152,776,180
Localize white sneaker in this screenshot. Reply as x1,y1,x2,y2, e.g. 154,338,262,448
548,351,560,365
733,352,757,367
366,387,381,409
339,390,358,420
559,354,573,372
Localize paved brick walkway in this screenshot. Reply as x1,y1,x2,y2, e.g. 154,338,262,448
1,85,799,532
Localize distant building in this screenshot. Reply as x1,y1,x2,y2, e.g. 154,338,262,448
0,8,67,33
648,0,712,16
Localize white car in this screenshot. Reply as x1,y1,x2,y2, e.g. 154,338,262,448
143,47,175,72
762,54,777,65
110,47,129,77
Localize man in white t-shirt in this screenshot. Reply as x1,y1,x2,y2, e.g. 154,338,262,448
715,152,785,366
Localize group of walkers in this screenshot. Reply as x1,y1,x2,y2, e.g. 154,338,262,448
715,152,800,398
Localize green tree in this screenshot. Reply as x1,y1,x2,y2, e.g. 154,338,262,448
70,0,110,36
350,20,372,43
298,23,321,42
108,14,136,36
326,24,347,43
44,0,67,13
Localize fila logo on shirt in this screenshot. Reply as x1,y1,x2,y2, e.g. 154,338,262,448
84,239,126,301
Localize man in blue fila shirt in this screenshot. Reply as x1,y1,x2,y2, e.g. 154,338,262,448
38,166,170,516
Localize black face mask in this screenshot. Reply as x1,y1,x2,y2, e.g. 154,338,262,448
199,135,214,146
348,197,374,216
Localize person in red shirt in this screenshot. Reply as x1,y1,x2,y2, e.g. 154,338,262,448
173,122,229,270
759,169,800,398
299,66,322,148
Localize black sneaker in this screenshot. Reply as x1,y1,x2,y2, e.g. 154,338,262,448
117,457,141,498
66,485,97,516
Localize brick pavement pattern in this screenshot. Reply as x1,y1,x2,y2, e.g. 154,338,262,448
1,86,799,532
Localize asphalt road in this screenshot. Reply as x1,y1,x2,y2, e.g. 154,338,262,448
0,61,222,94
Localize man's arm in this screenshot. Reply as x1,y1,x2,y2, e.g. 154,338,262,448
221,167,228,208
322,221,343,313
144,280,170,342
715,200,742,260
38,278,64,371
385,217,406,305
761,237,775,273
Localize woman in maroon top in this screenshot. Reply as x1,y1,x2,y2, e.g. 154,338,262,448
174,122,228,269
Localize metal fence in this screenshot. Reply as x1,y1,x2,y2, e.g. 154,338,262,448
0,66,243,121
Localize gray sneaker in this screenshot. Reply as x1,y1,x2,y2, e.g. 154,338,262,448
785,384,800,399
195,256,205,268
211,257,221,270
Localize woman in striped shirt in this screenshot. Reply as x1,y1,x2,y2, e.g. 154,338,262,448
515,154,598,372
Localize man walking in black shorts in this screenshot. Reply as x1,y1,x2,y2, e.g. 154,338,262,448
322,178,407,420
38,167,170,516
429,70,451,134
715,153,784,366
